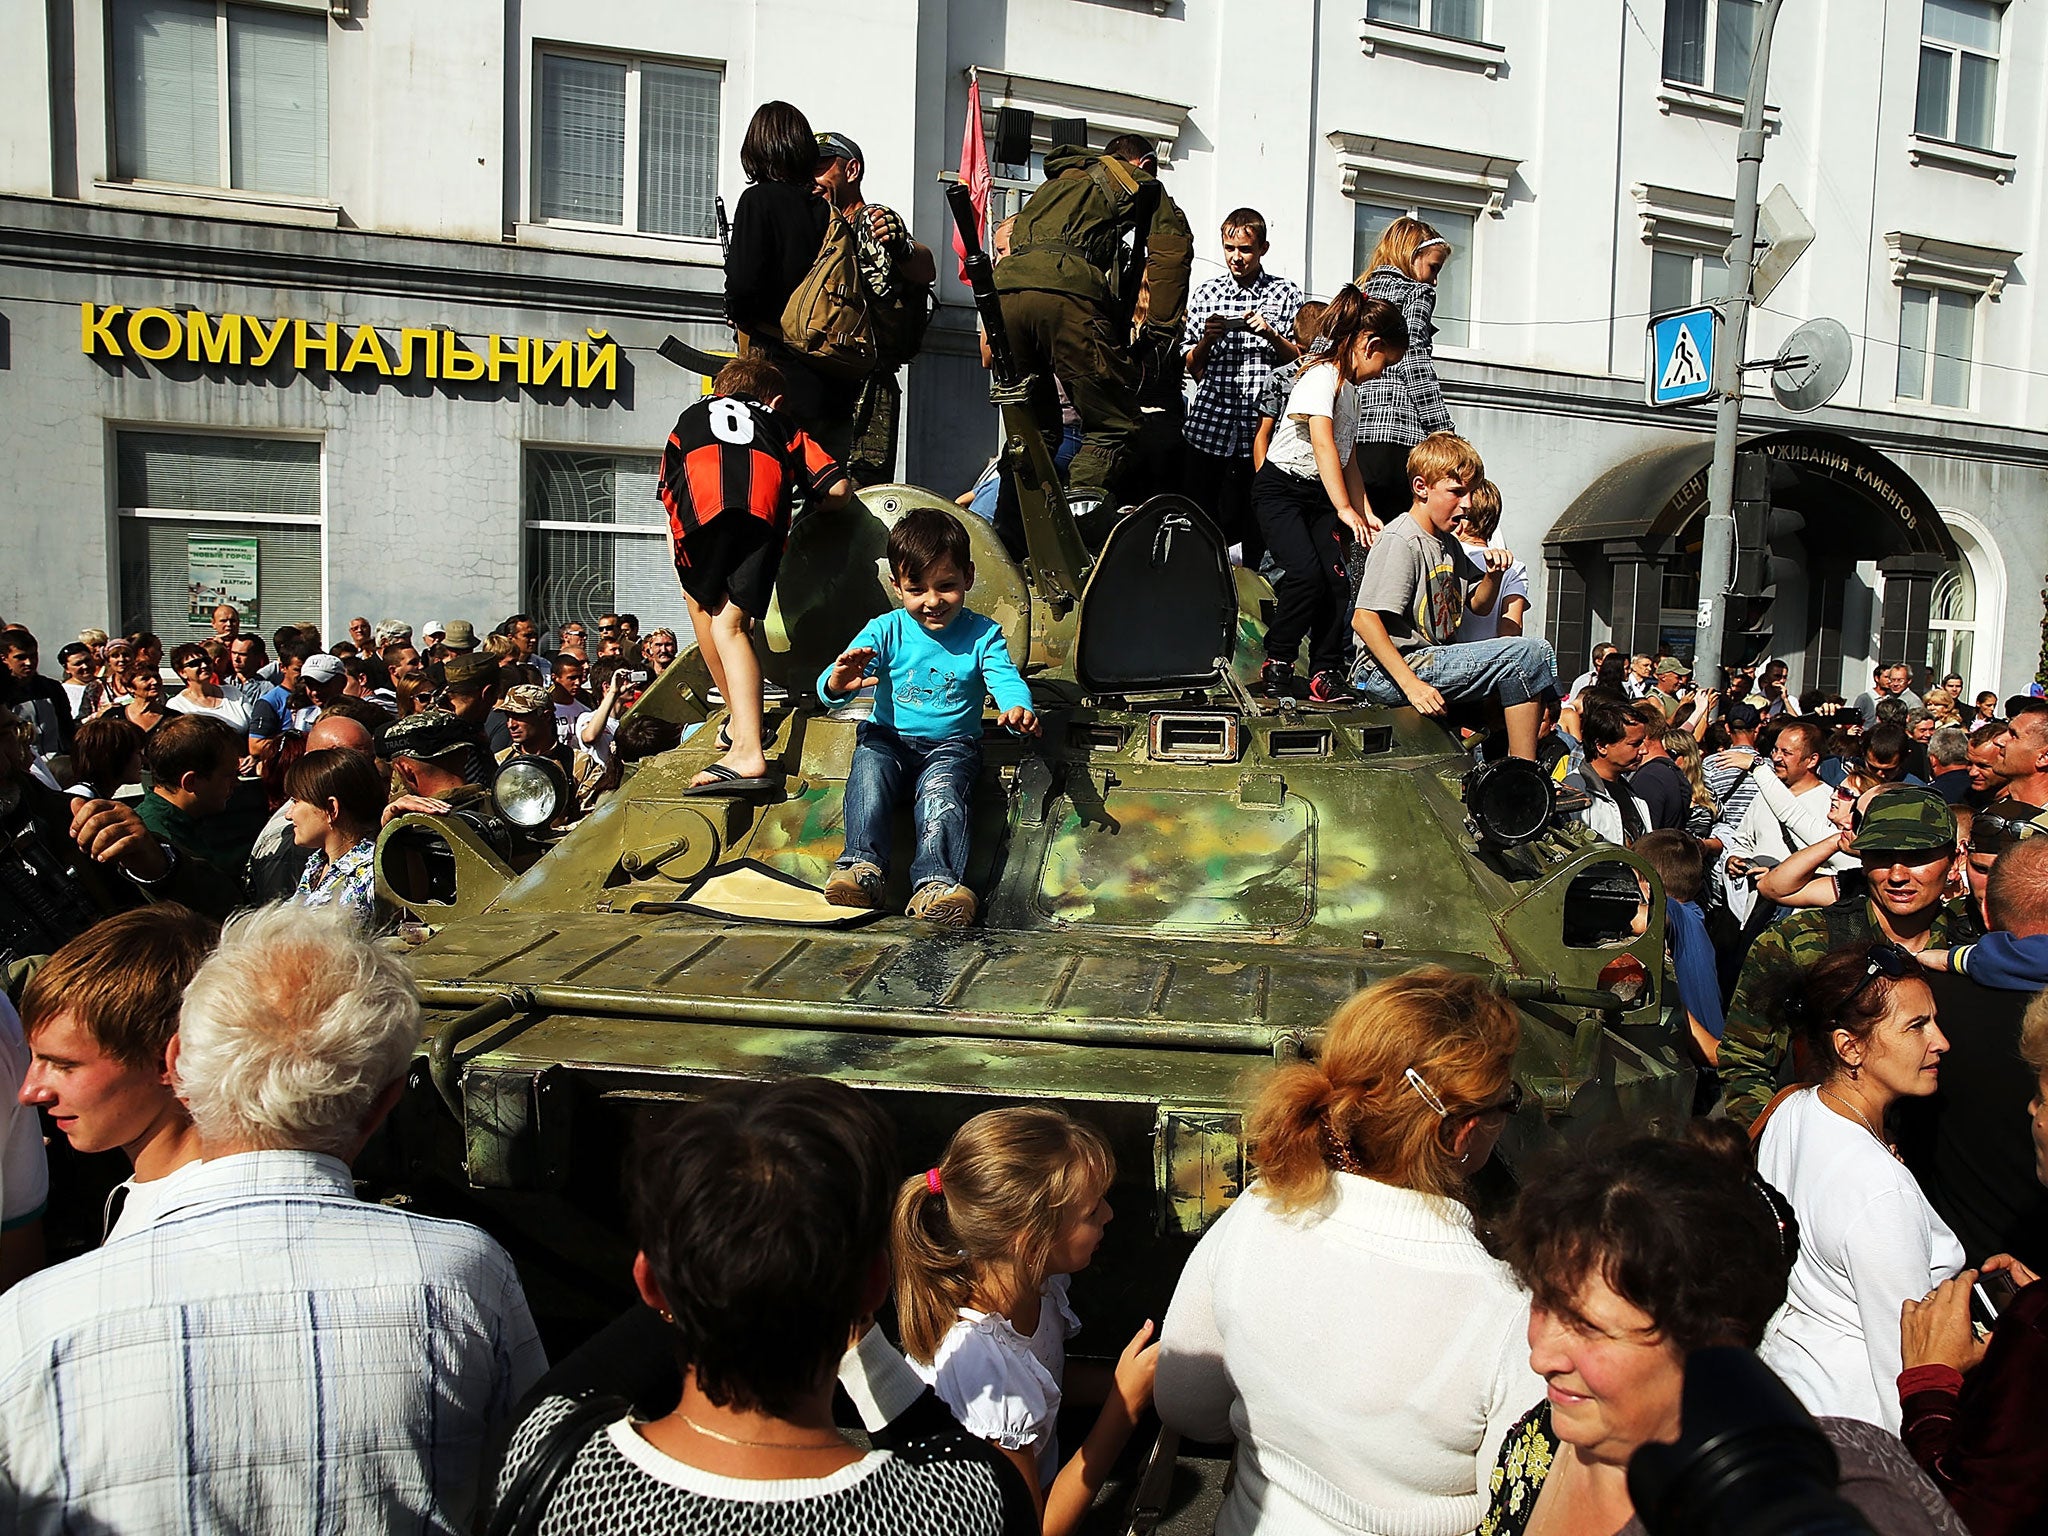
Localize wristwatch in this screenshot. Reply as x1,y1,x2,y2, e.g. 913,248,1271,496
125,840,179,886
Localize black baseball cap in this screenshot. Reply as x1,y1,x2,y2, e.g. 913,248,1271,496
816,131,863,166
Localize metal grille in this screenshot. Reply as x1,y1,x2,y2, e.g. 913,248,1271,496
524,449,688,637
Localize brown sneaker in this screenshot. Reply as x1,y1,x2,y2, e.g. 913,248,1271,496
906,881,979,927
824,861,885,909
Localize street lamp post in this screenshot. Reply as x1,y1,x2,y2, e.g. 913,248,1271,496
1692,0,1785,687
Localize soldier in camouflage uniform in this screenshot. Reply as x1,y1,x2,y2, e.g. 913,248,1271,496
814,132,936,488
994,134,1192,505
1721,787,1981,1125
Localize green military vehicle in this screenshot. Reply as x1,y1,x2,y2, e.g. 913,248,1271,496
370,186,1688,1528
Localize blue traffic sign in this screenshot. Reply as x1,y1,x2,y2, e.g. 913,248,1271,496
1647,306,1717,407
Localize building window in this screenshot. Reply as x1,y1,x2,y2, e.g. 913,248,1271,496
1353,202,1473,347
1896,284,1974,407
1365,0,1484,42
1915,0,2000,150
109,0,329,198
1663,0,1759,99
115,431,323,637
1650,246,1729,314
1924,558,1977,690
525,449,688,634
535,50,720,239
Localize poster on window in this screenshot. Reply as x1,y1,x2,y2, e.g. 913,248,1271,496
187,535,260,623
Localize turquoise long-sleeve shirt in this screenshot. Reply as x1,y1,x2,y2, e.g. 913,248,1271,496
817,608,1031,743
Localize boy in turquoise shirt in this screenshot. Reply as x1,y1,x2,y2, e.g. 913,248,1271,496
817,508,1039,925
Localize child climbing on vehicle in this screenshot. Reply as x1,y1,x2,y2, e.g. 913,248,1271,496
657,355,852,796
818,507,1038,926
1250,287,1408,703
894,1106,1159,1536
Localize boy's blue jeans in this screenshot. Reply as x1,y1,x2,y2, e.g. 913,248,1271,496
1350,634,1558,709
837,722,982,889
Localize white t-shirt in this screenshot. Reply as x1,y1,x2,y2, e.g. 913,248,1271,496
168,691,255,733
1263,363,1358,481
1757,1088,1964,1432
911,1275,1080,1489
1157,1173,1542,1536
1455,554,1530,642
0,993,50,1237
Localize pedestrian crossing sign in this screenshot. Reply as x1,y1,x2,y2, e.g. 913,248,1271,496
1647,306,1717,407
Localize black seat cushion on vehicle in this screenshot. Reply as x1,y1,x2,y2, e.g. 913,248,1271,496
1074,496,1239,694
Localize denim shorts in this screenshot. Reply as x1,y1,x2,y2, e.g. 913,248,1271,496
1350,634,1558,709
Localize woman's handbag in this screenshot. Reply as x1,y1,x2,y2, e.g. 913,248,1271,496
484,1393,630,1536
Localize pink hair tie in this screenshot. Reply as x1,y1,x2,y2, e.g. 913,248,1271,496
925,1167,943,1195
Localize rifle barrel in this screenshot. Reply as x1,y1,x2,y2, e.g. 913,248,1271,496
946,184,1020,389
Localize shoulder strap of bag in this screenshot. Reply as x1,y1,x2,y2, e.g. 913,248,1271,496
486,1392,631,1536
1746,1082,1807,1147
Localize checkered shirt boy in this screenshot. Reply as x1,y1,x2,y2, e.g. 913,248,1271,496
1180,270,1306,459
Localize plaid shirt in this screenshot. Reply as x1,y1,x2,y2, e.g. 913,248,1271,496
1180,269,1306,458
0,1151,546,1535
1355,267,1455,447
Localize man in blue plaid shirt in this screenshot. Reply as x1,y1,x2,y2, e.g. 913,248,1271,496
1181,209,1305,567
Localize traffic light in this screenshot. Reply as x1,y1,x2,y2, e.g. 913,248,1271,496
1726,450,1803,661
1730,450,1772,597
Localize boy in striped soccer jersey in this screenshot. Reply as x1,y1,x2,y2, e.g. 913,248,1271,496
658,357,852,793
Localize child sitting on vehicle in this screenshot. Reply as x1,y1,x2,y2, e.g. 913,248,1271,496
818,507,1038,926
657,356,851,796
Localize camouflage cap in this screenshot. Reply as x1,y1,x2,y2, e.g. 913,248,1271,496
502,683,552,716
441,651,496,688
379,709,473,761
1849,786,1958,855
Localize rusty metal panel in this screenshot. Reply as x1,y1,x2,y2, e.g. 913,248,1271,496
1154,1107,1247,1234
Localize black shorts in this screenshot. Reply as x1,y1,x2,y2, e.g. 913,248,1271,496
674,513,781,618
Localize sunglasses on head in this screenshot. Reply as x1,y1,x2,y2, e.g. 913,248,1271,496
1969,811,2047,858
1847,943,1917,1007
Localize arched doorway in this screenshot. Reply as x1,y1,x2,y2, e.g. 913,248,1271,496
1909,508,2004,699
1542,429,1960,694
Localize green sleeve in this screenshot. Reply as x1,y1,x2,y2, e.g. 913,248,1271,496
1719,924,1797,1126
1143,194,1194,342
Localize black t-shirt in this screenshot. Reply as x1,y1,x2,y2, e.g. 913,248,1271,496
1628,755,1694,832
1899,971,2048,1273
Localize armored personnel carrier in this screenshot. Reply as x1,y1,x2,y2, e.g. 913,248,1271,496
371,196,1689,1508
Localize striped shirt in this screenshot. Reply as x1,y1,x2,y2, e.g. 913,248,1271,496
0,1150,546,1535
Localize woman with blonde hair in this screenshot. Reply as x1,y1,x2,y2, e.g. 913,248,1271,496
1662,728,1718,837
1353,216,1458,524
1157,968,1540,1536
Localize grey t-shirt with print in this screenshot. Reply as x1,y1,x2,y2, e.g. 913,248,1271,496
1353,512,1477,655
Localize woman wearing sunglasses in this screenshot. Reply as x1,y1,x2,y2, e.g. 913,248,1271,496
1755,942,1964,1432
1156,968,1537,1536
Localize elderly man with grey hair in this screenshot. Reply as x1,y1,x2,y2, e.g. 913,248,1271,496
0,904,545,1534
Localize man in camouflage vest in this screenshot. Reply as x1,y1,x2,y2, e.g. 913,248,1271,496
993,134,1192,506
1721,786,1981,1125
814,132,936,488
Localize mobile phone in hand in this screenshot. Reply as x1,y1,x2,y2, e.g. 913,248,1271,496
1974,1270,2021,1326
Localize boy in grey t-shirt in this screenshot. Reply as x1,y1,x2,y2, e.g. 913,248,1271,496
1350,433,1558,761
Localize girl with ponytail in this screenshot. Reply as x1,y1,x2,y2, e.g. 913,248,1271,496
1156,967,1539,1536
1250,285,1409,704
894,1106,1157,1536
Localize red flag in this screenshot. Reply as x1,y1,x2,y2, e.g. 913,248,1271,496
953,76,991,282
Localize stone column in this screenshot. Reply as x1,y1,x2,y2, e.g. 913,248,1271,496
1603,540,1666,661
1877,553,1946,674
1543,548,1591,675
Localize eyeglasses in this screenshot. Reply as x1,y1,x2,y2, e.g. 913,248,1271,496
1405,1067,1524,1123
1969,811,2048,858
1847,943,1917,1007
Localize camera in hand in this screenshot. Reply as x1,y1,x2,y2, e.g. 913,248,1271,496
1220,314,1250,331
1629,1348,1874,1536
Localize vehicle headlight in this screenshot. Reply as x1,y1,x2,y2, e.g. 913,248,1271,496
493,756,569,830
1462,757,1555,849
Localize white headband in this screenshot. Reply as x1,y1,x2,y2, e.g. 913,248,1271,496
1413,237,1449,253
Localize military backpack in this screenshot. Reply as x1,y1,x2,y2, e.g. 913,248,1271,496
776,203,880,382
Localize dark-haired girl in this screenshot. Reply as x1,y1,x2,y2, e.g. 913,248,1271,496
1757,943,1965,1431
724,100,856,457
1249,286,1408,703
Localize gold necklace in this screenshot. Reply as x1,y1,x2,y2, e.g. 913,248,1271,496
679,1413,849,1452
1817,1085,1898,1158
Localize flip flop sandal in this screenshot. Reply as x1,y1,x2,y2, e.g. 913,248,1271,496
685,763,781,798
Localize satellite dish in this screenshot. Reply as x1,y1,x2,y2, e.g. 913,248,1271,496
1770,317,1852,413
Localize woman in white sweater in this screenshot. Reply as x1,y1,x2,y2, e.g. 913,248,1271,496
1757,940,1964,1432
1156,968,1541,1536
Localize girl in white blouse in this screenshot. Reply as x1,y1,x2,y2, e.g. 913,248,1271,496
894,1106,1157,1536
1757,941,1965,1432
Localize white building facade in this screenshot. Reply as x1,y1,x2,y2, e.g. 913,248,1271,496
2,0,2044,699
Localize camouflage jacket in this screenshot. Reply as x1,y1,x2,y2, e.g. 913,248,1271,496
994,146,1192,343
1721,894,1981,1125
